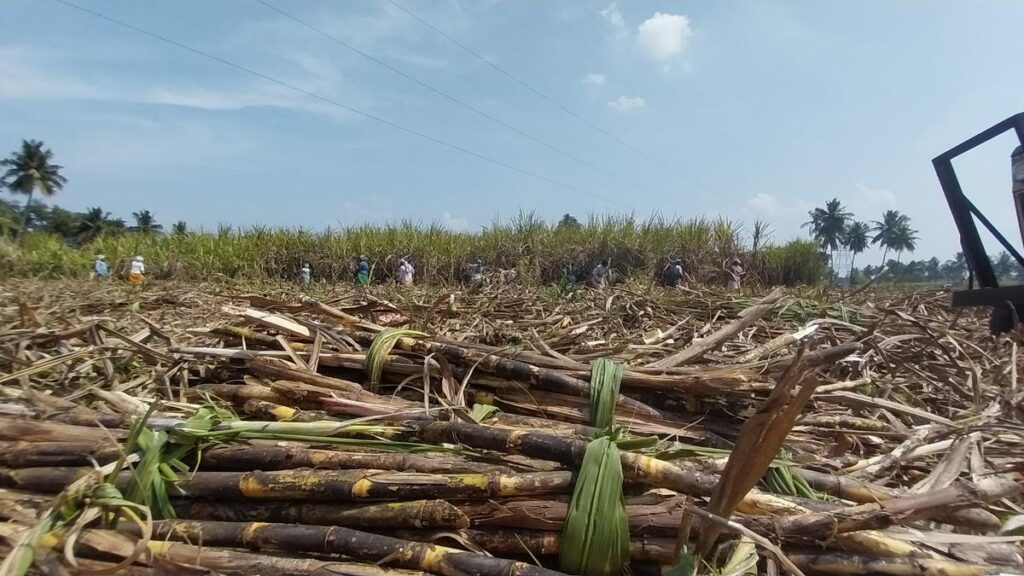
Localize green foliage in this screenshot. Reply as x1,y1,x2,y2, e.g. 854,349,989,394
589,358,623,431
844,221,871,255
1,139,67,239
803,199,851,252
366,329,427,393
5,212,828,285
872,209,918,262
560,436,630,576
750,239,825,286
557,213,581,230
130,209,163,234
469,403,500,423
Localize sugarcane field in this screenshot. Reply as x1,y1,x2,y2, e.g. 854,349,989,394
4,2,1024,575
0,274,1021,576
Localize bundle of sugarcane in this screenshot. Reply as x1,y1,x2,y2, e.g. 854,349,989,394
0,280,1022,576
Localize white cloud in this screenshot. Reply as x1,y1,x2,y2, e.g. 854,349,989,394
599,3,625,29
850,183,897,216
747,193,783,217
0,46,363,122
441,212,470,231
608,95,645,112
582,72,606,86
637,12,692,62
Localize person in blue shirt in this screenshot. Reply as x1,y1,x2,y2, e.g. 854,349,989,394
356,255,370,285
92,255,108,278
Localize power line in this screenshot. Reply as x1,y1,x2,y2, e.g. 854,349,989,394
254,0,667,203
385,0,713,194
51,0,631,211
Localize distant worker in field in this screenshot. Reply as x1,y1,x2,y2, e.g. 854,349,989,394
468,259,484,284
92,255,108,279
590,258,610,289
300,263,311,286
397,258,415,286
128,255,146,285
726,258,745,290
665,259,684,288
563,262,580,286
355,255,370,285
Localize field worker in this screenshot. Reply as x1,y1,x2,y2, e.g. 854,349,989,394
300,263,311,286
666,259,684,288
468,259,484,284
726,258,745,290
590,259,610,289
563,262,580,286
397,258,415,286
356,255,370,285
128,255,146,285
92,255,108,278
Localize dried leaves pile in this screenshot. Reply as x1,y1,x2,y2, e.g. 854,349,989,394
0,278,1021,576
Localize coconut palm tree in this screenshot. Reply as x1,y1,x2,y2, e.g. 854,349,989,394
0,140,67,239
871,210,913,264
172,220,188,235
803,198,852,280
77,206,125,243
130,209,163,234
843,220,870,284
888,219,919,263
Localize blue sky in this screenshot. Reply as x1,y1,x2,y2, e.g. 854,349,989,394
2,1,1023,262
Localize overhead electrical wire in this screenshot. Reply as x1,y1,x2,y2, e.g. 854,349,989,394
385,0,713,194
255,0,670,203
52,0,632,210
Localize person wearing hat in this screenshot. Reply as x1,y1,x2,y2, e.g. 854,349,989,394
300,263,311,286
128,255,146,285
726,257,745,290
355,255,370,286
92,255,108,279
397,258,415,286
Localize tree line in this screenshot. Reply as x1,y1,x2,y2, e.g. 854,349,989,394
854,251,1024,285
803,197,919,283
1,139,184,244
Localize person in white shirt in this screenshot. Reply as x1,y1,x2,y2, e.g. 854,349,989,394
468,259,484,284
397,258,415,285
300,263,311,286
128,255,146,285
726,258,745,290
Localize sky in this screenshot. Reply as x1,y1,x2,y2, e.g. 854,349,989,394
2,1,1023,263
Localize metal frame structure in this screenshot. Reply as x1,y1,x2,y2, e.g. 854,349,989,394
933,112,1024,310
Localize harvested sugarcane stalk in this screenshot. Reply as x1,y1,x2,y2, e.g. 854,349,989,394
171,498,469,529
1,279,1022,576
787,551,1006,576
140,519,568,576
0,440,122,468
197,442,524,474
5,523,433,576
0,466,577,501
391,528,678,563
349,330,663,416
